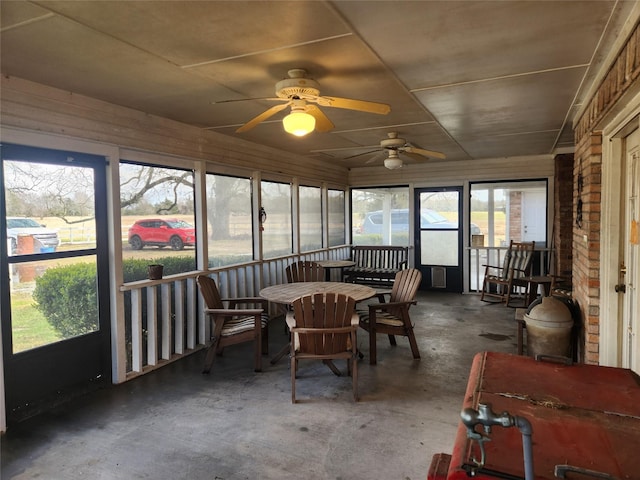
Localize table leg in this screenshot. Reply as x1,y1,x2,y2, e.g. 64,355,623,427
515,308,526,356
270,305,291,365
526,281,539,306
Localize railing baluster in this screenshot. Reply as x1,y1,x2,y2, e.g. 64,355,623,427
175,280,185,355
161,283,171,360
187,277,197,350
146,286,158,366
131,288,143,373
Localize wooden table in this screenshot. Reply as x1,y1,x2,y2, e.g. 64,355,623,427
514,308,526,355
315,260,356,281
522,275,554,306
261,281,374,305
260,282,375,364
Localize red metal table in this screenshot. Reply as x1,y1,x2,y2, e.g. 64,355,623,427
428,351,640,480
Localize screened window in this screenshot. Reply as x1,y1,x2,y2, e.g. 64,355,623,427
470,180,547,247
351,187,409,245
120,162,196,280
206,173,253,267
469,180,548,290
261,180,292,259
299,185,322,252
328,189,345,247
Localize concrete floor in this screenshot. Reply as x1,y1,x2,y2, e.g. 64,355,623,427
1,292,520,480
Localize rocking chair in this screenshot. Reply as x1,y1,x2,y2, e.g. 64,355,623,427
480,240,536,307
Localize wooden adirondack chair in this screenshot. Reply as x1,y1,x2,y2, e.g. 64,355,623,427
286,293,359,403
357,268,422,365
196,275,269,374
286,261,325,283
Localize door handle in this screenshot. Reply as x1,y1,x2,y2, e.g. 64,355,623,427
614,284,626,293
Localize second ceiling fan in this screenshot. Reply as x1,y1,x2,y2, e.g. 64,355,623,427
231,68,391,136
346,132,446,169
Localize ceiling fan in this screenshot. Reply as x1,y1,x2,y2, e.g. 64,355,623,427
346,132,446,169
228,68,391,136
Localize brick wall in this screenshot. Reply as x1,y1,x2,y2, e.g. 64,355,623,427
554,154,574,280
572,134,602,364
509,191,523,241
572,19,639,364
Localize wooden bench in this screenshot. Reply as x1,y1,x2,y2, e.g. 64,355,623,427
343,245,409,287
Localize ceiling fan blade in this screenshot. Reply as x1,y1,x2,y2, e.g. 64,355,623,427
403,146,446,160
344,149,381,160
235,102,290,133
315,96,391,115
305,104,334,132
310,144,379,153
364,151,387,164
212,97,282,105
402,151,429,162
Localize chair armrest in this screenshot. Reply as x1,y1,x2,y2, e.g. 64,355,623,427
285,312,296,329
287,313,359,329
368,300,416,312
292,326,357,335
509,268,529,278
482,264,507,277
224,296,268,303
481,264,504,270
205,308,264,316
375,289,392,302
224,297,268,308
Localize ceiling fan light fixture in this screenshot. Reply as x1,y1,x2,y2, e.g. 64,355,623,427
384,156,403,170
282,111,316,137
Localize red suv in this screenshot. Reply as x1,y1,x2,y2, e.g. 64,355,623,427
128,218,195,250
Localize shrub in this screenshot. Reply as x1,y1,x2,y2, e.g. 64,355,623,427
33,263,99,337
122,256,196,282
33,256,197,337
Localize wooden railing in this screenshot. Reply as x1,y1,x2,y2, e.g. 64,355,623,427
117,246,351,382
116,244,549,381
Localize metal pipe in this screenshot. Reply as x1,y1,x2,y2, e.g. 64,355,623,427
461,403,534,480
514,416,534,480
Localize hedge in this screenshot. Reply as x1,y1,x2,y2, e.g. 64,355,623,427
33,256,196,337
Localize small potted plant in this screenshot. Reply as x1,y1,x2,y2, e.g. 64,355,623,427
147,264,164,280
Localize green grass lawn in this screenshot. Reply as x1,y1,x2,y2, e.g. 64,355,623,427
10,290,62,352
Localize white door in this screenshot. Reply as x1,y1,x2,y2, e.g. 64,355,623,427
521,189,546,243
622,129,639,373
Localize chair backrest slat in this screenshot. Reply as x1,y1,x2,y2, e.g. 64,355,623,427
286,261,325,283
292,293,355,355
196,275,223,309
504,240,535,278
389,268,422,317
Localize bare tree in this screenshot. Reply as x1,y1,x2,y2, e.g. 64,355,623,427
120,164,194,214
4,160,95,224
